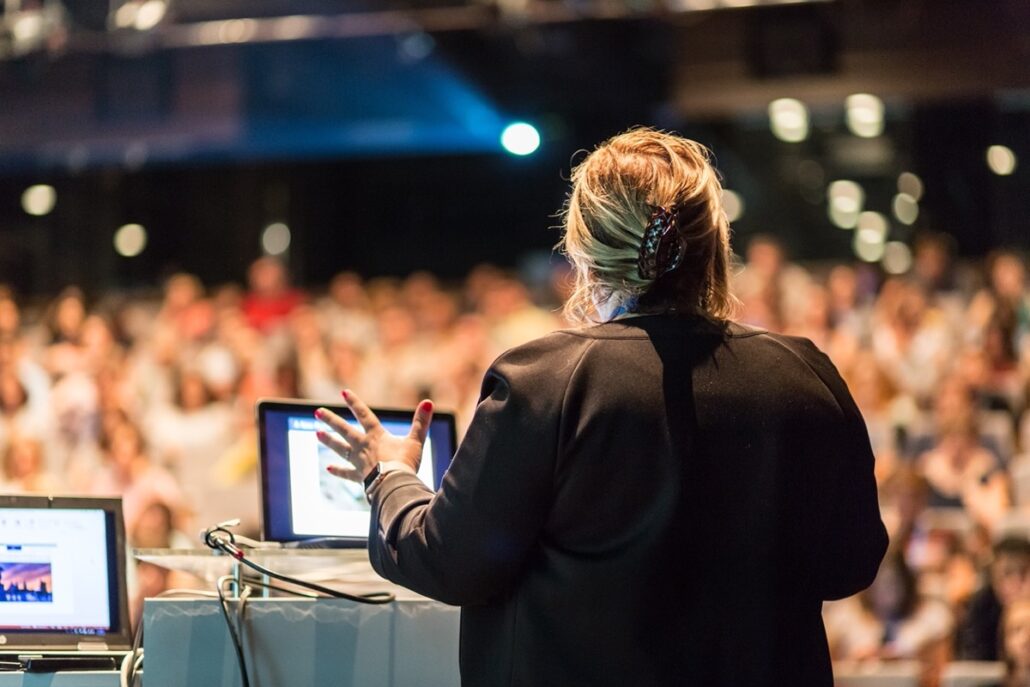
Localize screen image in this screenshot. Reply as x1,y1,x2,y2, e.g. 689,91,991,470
0,562,53,602
0,508,112,632
288,416,436,537
260,403,455,543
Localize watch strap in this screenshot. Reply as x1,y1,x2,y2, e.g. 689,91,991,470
363,463,383,492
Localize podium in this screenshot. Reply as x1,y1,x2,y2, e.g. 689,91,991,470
139,549,461,687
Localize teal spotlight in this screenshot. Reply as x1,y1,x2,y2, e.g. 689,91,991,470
500,122,540,156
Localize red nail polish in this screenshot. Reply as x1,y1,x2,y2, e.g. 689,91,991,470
342,389,351,400
314,409,324,419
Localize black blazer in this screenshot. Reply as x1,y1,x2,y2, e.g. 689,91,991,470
367,315,888,687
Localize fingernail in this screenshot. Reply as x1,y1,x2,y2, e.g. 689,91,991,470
341,389,351,400
315,430,326,440
326,466,335,474
314,408,325,419
420,400,433,412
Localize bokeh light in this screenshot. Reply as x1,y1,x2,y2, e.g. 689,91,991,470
987,145,1017,176
262,222,292,256
845,93,885,138
114,223,147,257
892,193,919,225
882,241,913,275
827,180,864,229
721,189,744,223
897,172,924,201
768,98,809,143
21,184,56,216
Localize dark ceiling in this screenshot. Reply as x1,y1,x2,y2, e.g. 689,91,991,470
0,0,1026,297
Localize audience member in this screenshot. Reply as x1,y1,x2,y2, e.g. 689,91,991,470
996,596,1030,687
956,536,1030,660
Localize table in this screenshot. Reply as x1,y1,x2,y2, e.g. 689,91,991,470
137,548,460,687
0,673,120,687
143,597,460,687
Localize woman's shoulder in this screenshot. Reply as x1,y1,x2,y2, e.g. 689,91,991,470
487,328,599,379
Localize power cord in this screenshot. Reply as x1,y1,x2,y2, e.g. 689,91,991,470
217,575,252,687
202,520,395,604
199,518,395,687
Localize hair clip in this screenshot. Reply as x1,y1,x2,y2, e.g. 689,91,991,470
638,204,687,280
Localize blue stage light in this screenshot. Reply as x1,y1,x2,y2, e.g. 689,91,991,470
500,122,540,156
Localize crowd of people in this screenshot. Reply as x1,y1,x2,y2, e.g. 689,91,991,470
1,234,1029,683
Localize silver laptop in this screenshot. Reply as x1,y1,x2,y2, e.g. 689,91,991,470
0,495,132,667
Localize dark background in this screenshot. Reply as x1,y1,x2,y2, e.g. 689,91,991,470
0,0,1026,296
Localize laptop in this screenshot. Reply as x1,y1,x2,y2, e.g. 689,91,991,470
0,495,131,669
257,398,457,548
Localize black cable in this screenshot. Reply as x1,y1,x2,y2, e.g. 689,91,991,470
216,575,250,687
232,553,394,603
239,576,321,599
202,523,395,604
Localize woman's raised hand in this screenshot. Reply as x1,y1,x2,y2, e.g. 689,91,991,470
315,389,434,484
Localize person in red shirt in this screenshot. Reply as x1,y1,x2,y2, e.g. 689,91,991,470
241,257,305,333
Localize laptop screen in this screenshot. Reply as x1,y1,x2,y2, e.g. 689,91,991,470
258,399,457,545
0,495,129,648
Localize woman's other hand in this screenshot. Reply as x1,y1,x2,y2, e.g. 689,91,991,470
315,389,434,483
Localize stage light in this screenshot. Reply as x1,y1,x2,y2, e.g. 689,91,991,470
827,180,863,228
857,211,888,240
853,228,886,263
768,98,808,143
114,224,147,257
892,193,918,225
829,205,859,229
134,0,167,31
897,172,923,201
113,3,137,28
112,0,168,31
845,94,884,138
827,180,863,213
721,189,744,223
501,122,540,156
854,212,889,263
21,185,56,216
261,223,291,256
12,12,45,42
987,145,1017,176
882,241,913,275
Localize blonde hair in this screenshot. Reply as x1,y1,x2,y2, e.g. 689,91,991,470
558,127,736,324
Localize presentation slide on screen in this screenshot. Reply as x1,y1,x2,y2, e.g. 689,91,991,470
287,416,434,537
0,508,111,631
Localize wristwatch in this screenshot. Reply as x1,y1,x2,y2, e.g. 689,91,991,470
363,463,384,494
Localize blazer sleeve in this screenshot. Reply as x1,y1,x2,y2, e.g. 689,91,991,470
790,337,889,600
365,337,577,606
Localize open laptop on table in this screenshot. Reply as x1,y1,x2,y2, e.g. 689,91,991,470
258,398,457,548
0,495,131,672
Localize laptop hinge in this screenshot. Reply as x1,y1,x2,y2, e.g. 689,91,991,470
77,641,109,651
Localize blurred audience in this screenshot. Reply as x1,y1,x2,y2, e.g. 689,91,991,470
825,549,953,664
0,241,1029,684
